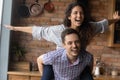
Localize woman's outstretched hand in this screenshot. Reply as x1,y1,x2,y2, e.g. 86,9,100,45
113,11,120,21
4,25,14,30
4,25,32,33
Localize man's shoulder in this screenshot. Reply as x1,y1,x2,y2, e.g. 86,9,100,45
81,50,93,58
56,48,65,53
51,48,66,60
80,50,93,63
51,48,65,56
84,50,93,56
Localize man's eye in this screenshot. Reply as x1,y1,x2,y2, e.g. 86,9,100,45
67,42,72,45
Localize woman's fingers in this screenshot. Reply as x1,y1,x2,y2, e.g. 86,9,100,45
4,25,14,30
113,11,120,20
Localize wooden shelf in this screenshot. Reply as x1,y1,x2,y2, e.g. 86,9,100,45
7,71,41,76
94,75,120,80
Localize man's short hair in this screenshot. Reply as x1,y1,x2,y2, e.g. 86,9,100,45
61,28,80,43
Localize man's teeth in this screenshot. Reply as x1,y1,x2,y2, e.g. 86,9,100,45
72,49,77,51
75,19,80,21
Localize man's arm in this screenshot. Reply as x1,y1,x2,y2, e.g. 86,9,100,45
90,56,94,73
37,55,44,75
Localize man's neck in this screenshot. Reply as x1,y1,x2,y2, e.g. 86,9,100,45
67,54,78,64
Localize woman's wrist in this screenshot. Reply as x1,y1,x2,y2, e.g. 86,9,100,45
12,27,17,31
114,18,120,23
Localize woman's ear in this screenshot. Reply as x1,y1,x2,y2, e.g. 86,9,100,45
68,16,71,20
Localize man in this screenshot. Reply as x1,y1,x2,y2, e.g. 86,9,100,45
37,28,93,80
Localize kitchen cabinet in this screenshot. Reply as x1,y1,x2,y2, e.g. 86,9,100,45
8,75,40,80
107,0,120,47
7,71,120,80
8,75,29,80
94,75,120,80
30,76,40,80
7,71,41,80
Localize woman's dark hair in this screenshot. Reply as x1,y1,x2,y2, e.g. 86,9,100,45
63,1,94,49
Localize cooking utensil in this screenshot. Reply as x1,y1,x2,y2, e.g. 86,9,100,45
44,0,54,13
29,0,43,16
18,0,30,18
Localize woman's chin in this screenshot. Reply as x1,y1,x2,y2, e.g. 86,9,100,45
76,24,81,27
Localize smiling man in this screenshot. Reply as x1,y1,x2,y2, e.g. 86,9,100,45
37,28,93,80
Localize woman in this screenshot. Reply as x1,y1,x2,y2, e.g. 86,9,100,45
4,3,119,50
4,1,120,80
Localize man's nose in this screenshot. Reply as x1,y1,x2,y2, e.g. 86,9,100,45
72,43,77,47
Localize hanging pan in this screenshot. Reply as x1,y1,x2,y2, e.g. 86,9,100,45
18,0,30,18
29,0,43,16
44,0,55,13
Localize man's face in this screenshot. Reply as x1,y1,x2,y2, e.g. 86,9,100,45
63,33,81,58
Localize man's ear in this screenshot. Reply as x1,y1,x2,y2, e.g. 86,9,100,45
62,43,65,48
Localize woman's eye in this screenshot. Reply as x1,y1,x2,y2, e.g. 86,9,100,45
73,12,77,14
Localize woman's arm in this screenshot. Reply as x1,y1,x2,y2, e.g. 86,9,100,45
90,11,120,34
4,25,32,34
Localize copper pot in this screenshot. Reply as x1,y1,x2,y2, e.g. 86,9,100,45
18,0,30,18
29,0,43,16
44,0,55,13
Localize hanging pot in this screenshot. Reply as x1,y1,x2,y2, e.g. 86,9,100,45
44,0,55,13
18,0,30,18
29,0,43,16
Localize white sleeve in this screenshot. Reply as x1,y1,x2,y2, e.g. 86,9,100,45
32,24,65,42
90,19,109,34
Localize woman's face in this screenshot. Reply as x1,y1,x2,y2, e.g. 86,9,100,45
68,6,84,29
